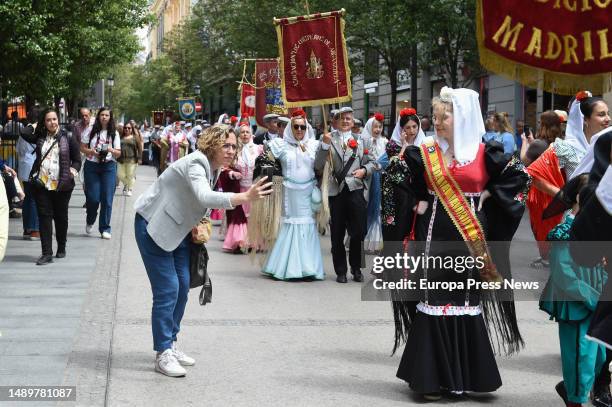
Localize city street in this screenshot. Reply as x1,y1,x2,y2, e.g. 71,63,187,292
0,166,566,406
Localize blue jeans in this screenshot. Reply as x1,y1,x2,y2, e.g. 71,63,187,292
84,160,117,233
134,213,190,352
22,181,39,232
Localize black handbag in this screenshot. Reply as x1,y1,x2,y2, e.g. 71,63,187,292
189,242,212,306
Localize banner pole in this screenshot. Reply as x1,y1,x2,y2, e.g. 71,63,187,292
321,105,328,131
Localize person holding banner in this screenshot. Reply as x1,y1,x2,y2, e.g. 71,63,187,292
389,87,529,401
260,110,325,280
315,107,376,283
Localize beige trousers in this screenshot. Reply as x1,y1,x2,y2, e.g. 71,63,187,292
117,162,137,190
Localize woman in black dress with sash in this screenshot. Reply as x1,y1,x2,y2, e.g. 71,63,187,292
388,88,531,401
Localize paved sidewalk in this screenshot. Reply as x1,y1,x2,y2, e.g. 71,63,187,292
0,183,126,406
0,166,576,406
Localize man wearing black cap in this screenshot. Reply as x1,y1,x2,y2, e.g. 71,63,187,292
315,106,376,283
254,113,280,145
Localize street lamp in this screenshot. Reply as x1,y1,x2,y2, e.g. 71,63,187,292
193,84,201,120
107,75,115,109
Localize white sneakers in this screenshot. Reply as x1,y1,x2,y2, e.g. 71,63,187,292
172,342,195,366
85,224,93,235
101,232,112,240
126,190,133,197
155,349,186,377
155,343,195,377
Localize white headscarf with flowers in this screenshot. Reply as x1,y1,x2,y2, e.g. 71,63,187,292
565,90,591,158
363,113,388,158
391,108,426,147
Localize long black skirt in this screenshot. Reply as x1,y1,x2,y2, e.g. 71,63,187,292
397,310,502,394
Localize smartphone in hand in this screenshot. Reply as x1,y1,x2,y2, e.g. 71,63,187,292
261,165,274,192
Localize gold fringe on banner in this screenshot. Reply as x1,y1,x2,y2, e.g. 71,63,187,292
476,0,608,96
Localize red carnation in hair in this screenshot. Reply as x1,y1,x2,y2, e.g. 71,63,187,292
291,109,307,118
347,138,358,149
575,90,592,101
374,112,384,122
400,108,417,117
230,115,238,123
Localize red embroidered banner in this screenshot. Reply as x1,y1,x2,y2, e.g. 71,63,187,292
477,0,612,95
240,83,256,118
275,10,352,107
254,59,288,127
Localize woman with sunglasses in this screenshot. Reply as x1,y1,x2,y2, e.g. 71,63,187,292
117,123,143,196
258,110,325,280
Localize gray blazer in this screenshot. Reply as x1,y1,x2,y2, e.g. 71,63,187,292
134,150,235,252
314,130,377,198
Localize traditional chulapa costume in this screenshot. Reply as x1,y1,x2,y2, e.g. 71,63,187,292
380,109,431,245
220,124,264,252
362,113,388,253
256,111,325,280
526,91,591,266
389,88,531,397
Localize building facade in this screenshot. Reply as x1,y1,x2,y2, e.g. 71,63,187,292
147,0,193,61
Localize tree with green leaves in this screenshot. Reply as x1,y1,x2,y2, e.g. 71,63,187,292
343,0,421,128
418,0,484,89
0,0,150,118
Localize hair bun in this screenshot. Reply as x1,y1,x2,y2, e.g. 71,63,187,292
575,90,592,102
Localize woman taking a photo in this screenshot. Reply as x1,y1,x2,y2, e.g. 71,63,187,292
134,124,272,377
117,122,142,196
80,107,121,239
21,108,81,265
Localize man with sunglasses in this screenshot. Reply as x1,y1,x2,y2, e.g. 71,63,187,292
314,106,376,283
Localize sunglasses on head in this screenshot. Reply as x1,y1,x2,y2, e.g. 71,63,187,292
293,124,307,130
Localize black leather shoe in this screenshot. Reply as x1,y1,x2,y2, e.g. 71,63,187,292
555,381,568,405
336,274,348,283
593,385,612,407
36,255,54,265
56,251,66,258
351,269,363,282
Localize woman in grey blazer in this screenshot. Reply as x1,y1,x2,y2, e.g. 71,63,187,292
134,124,271,377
